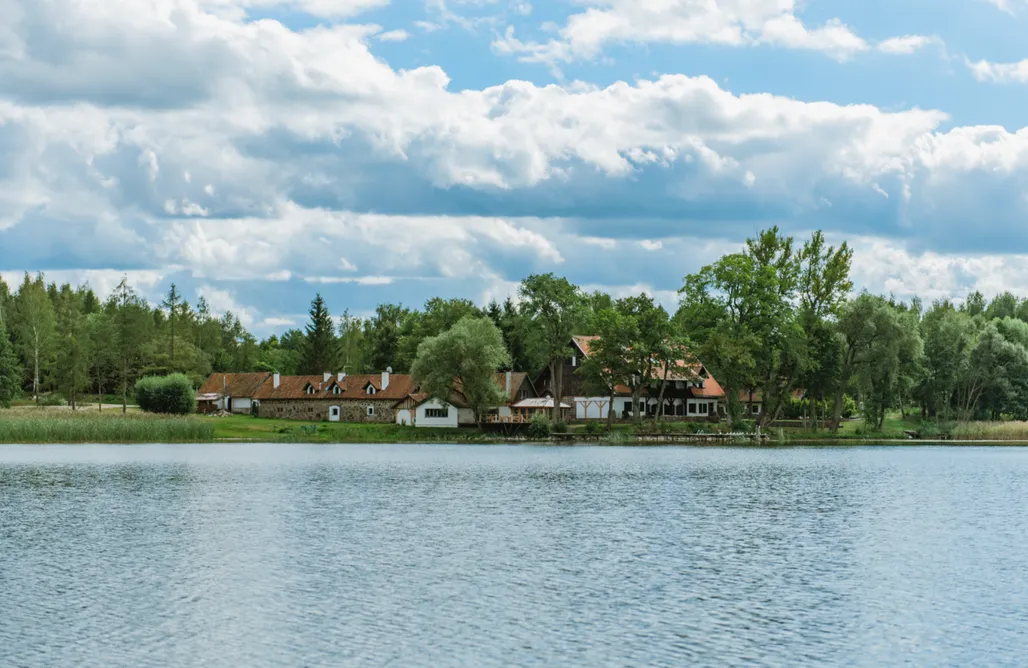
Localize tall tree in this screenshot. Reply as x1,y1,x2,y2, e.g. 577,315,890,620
411,316,511,426
578,307,636,429
161,283,181,363
519,274,585,420
109,278,152,413
338,309,366,374
87,312,117,411
0,321,20,408
299,294,339,374
618,294,670,423
364,303,411,372
54,287,90,409
12,274,57,405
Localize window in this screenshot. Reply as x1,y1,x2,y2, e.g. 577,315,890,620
689,403,698,414
425,408,449,419
699,403,708,415
367,406,375,416
365,384,377,395
519,390,528,399
751,404,761,415
331,385,341,395
305,385,315,395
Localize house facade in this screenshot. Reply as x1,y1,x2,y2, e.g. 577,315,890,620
394,371,538,427
534,335,738,421
197,372,271,414
252,369,415,423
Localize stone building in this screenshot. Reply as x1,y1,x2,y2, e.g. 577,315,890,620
251,369,415,423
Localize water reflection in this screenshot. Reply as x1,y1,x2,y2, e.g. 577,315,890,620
2,444,1027,667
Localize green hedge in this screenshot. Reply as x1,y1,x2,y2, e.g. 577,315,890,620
135,374,196,415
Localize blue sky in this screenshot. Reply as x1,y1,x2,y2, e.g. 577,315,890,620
5,0,1028,333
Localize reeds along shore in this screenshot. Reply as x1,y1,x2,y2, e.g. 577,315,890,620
0,411,214,444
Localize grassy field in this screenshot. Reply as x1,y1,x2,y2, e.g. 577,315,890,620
199,414,486,443
0,408,213,443
6,407,1028,444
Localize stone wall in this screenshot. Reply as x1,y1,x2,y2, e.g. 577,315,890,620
258,399,398,423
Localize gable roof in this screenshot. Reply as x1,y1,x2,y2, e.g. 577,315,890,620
254,373,416,401
198,373,271,398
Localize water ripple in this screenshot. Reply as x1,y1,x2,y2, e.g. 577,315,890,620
2,444,1028,667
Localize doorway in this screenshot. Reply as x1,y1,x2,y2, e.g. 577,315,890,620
329,406,341,422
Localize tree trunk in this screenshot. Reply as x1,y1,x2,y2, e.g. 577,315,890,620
606,389,616,431
655,366,670,422
550,359,562,423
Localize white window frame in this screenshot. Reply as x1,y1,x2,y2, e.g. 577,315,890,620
366,384,377,395
425,407,449,419
367,405,375,416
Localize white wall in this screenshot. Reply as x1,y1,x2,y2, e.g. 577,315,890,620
396,409,412,426
415,398,459,428
230,397,252,414
574,397,611,420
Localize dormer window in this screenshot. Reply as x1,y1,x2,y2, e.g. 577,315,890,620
331,385,341,395
365,384,377,395
305,384,316,395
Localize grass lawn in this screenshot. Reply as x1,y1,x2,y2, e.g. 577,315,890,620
199,414,488,443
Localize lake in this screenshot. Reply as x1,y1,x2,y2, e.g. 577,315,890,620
2,444,1027,667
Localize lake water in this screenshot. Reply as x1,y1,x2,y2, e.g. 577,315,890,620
2,444,1027,667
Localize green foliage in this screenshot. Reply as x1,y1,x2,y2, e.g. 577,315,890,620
135,374,196,415
0,412,214,444
527,413,552,439
0,321,20,408
299,294,340,374
551,420,568,434
410,316,511,424
583,421,602,435
520,273,585,419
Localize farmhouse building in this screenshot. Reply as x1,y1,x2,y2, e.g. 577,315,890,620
394,371,538,427
252,369,415,423
533,334,751,421
197,372,271,414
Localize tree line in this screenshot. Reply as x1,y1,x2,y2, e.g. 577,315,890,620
4,227,1028,430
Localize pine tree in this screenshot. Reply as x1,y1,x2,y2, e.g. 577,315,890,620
161,283,181,364
300,294,339,374
0,321,20,408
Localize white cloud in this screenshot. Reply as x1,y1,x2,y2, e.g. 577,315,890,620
877,35,937,55
639,240,663,251
200,0,390,19
261,316,297,326
493,0,931,66
376,29,410,42
196,284,257,327
967,57,1028,83
5,0,1028,312
339,257,358,271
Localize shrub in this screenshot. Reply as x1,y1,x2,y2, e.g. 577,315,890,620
551,420,568,434
527,413,551,439
584,422,602,435
135,374,196,415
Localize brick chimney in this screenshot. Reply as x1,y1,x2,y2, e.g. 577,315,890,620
382,367,391,390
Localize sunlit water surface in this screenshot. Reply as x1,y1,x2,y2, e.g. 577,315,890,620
2,443,1027,667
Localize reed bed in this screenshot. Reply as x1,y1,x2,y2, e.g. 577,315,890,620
950,421,1028,441
0,409,215,443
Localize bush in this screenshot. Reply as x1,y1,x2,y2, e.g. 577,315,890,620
527,413,551,439
584,422,602,435
135,374,196,415
551,420,568,434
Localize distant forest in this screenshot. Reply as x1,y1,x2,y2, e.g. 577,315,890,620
3,227,1028,428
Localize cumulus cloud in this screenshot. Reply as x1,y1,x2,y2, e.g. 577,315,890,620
966,57,1028,83
492,0,934,66
2,0,1028,327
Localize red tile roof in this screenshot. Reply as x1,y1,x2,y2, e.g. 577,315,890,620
198,373,271,398
254,373,416,401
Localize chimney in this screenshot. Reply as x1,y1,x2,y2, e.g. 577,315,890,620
324,372,332,383
273,373,280,389
505,371,512,395
338,371,346,382
382,367,391,390
223,375,227,392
